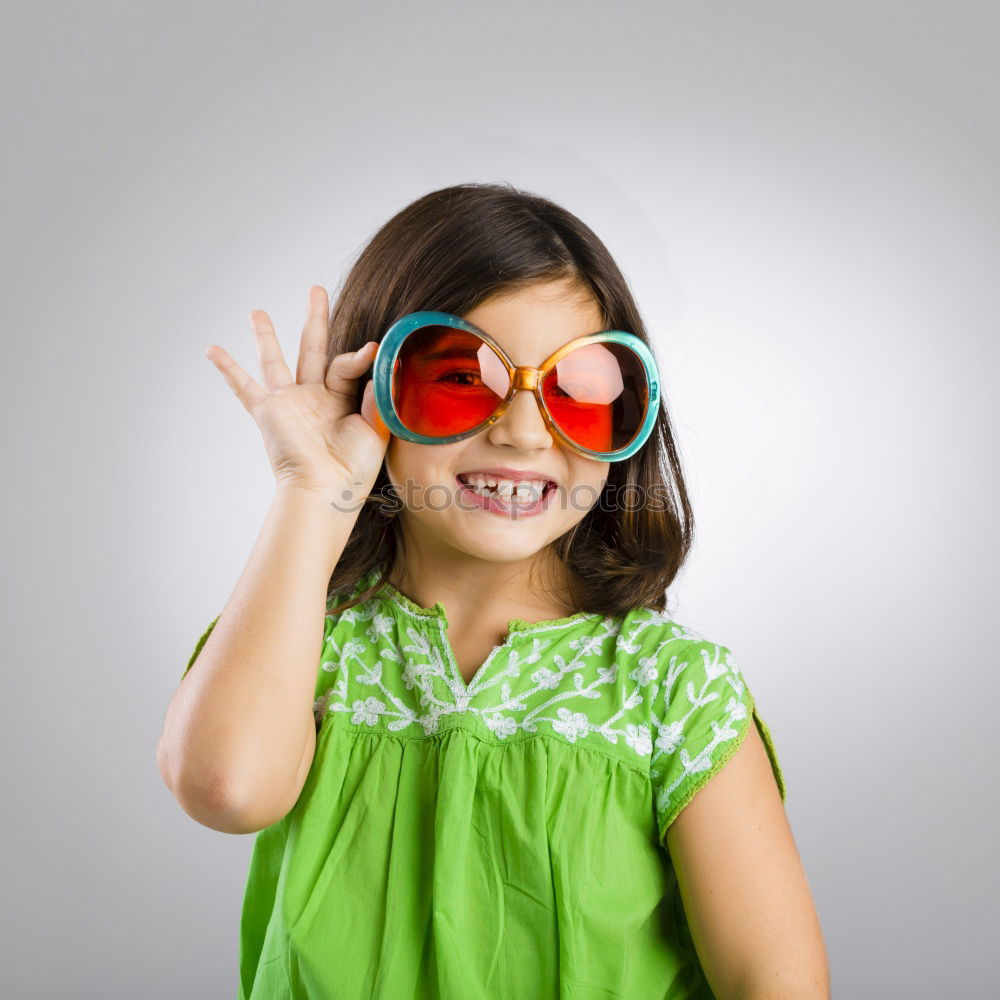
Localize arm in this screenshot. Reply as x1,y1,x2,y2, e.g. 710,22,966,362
665,722,831,999
156,485,352,834
158,288,389,834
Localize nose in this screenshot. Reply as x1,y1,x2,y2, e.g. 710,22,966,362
485,385,554,452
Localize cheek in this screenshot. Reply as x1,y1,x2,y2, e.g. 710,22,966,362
386,441,463,493
560,466,608,516
568,460,609,493
385,441,426,483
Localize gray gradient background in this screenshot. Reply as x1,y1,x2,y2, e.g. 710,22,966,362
2,1,996,997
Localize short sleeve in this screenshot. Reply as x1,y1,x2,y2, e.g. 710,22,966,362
649,639,787,842
181,614,221,680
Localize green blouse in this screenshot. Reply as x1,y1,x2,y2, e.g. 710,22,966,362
182,566,786,999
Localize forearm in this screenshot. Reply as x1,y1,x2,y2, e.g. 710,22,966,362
158,484,359,822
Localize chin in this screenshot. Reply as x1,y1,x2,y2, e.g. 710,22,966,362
455,530,553,564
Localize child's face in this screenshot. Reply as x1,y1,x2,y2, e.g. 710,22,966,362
383,278,611,568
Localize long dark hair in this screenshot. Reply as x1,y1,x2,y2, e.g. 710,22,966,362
324,182,694,618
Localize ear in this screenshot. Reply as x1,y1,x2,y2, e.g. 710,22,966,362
361,379,391,443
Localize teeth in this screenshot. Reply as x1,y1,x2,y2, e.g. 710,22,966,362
459,474,549,504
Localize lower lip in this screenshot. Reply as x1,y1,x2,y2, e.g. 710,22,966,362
455,476,556,518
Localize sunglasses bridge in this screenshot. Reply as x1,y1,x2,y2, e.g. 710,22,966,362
509,367,544,393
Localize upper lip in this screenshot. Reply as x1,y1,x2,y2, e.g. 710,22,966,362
456,467,559,486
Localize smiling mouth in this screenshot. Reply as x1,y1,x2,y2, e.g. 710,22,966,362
454,474,557,503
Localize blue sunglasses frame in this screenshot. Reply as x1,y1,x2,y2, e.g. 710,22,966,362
371,311,660,462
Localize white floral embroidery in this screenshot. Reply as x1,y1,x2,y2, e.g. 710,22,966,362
625,723,653,756
631,656,659,687
550,708,592,742
351,696,385,726
649,642,753,826
654,720,684,754
314,576,704,767
194,580,782,842
531,667,562,690
483,713,518,738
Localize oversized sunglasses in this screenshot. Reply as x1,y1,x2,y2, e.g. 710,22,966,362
370,311,660,462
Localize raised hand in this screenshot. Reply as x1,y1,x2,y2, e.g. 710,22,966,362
205,285,390,495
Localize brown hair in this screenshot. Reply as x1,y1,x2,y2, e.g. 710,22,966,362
324,182,694,618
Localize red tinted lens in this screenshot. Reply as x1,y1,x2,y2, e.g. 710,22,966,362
541,341,649,453
392,326,509,436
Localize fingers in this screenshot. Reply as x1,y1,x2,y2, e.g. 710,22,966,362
205,344,268,412
296,285,332,385
324,340,377,402
249,309,295,392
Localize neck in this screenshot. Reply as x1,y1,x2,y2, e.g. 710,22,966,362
385,549,577,624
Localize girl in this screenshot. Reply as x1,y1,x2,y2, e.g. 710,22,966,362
158,183,830,999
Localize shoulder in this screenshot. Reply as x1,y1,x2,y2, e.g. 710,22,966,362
324,573,383,626
612,607,744,726
613,605,716,678
633,617,787,839
636,614,750,753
